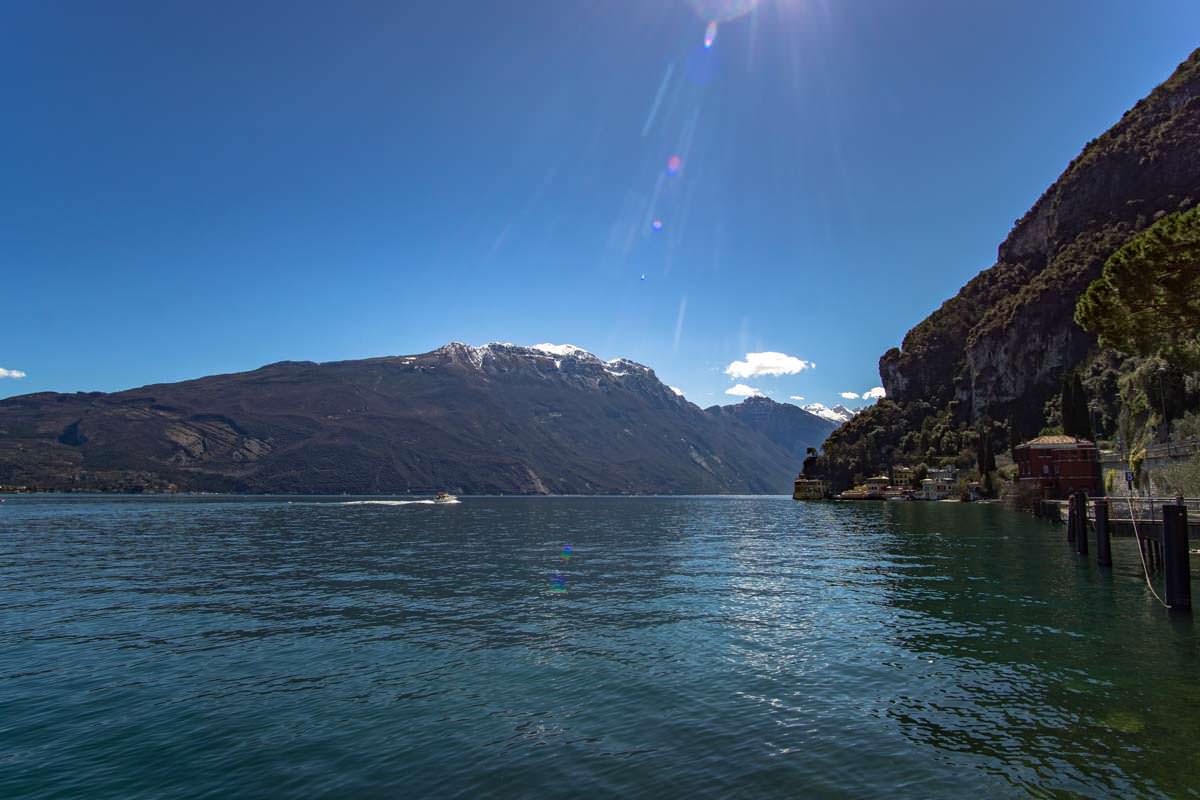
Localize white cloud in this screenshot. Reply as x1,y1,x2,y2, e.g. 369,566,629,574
668,386,685,397
862,386,886,400
839,391,860,400
725,351,812,379
789,395,805,401
725,383,763,397
0,368,26,379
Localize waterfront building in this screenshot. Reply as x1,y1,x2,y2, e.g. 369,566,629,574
920,467,958,501
864,476,890,495
1013,435,1102,499
837,475,910,501
793,478,829,501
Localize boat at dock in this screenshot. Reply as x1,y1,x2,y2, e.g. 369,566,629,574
836,476,904,501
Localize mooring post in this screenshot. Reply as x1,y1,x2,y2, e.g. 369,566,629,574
1076,492,1089,556
1162,503,1191,612
1066,493,1077,544
1094,498,1111,567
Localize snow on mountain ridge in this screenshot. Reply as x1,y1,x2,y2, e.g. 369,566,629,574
435,342,655,379
802,403,857,424
531,343,592,358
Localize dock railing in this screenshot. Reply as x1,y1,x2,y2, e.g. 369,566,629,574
1040,497,1200,527
1101,497,1200,524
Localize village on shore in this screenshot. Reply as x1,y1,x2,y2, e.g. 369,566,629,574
796,434,1200,504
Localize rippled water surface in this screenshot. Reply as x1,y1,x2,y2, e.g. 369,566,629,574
3,496,1199,798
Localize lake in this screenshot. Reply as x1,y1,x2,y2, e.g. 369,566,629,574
2,496,1197,798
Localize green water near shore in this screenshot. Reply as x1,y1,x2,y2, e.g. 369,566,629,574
1,496,1197,798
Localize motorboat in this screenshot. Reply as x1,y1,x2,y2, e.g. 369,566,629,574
434,491,458,504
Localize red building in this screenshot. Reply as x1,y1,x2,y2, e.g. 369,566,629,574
1013,435,1102,499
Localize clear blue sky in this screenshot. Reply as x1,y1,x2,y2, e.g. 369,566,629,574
3,1,1197,408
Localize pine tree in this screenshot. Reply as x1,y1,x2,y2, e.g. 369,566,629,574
1076,205,1200,368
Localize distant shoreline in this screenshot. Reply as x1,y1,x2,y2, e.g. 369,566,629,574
0,491,796,498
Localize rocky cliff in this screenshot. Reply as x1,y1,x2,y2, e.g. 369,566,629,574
816,49,1200,487
0,343,834,494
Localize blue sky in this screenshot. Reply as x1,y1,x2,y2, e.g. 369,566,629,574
3,1,1198,410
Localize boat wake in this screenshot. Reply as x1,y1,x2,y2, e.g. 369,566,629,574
285,498,462,507
336,499,460,506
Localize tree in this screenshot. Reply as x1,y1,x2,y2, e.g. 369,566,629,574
801,449,820,478
1060,371,1094,440
1076,206,1200,366
974,417,997,474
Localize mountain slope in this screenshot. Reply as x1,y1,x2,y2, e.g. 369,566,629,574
706,396,837,461
0,343,833,494
810,49,1200,488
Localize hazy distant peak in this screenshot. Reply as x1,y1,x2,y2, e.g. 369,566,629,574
802,402,857,424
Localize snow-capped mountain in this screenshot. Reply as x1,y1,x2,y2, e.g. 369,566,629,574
801,403,859,424
0,342,837,495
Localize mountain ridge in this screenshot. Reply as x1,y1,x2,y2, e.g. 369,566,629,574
0,342,836,495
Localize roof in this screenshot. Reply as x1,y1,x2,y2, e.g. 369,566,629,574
1018,435,1096,448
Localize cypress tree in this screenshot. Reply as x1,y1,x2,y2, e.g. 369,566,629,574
1061,371,1094,441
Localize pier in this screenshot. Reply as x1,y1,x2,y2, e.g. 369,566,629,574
1038,496,1200,538
1038,494,1196,612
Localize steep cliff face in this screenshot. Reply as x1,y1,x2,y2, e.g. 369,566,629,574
885,50,1200,417
966,52,1200,418
818,50,1200,486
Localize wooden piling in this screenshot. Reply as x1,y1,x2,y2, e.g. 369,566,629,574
1075,492,1089,556
1094,499,1111,567
1066,493,1077,544
1163,504,1191,612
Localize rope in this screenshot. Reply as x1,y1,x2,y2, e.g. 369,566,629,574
1126,491,1170,609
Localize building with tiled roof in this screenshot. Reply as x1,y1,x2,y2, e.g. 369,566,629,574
1013,436,1101,499
1022,435,1093,447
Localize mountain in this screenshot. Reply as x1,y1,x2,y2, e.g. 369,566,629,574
0,343,834,495
705,396,838,461
809,48,1200,489
800,403,858,424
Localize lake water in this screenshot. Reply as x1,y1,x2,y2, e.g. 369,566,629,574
2,496,1198,798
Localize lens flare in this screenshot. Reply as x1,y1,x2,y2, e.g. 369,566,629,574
550,573,567,593
687,0,759,23
704,21,717,48
561,544,573,560
652,219,664,231
666,155,683,175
